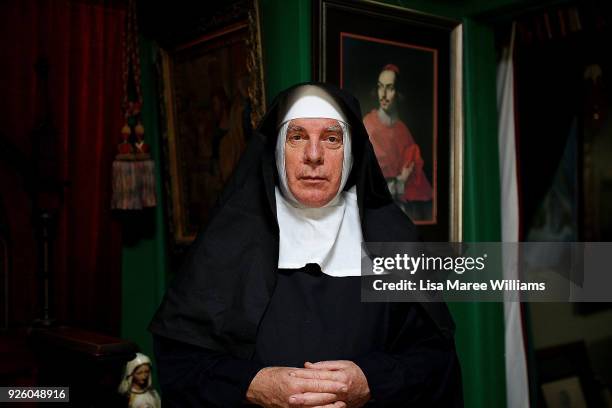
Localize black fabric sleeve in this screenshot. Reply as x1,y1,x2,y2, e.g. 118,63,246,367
153,335,265,407
353,304,463,408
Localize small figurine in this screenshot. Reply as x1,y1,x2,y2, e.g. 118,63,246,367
118,352,161,408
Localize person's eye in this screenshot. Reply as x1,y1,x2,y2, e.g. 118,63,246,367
288,133,302,141
325,134,342,145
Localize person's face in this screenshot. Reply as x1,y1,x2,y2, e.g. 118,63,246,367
132,364,150,388
284,118,344,207
377,70,396,112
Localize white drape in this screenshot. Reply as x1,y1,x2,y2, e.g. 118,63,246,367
497,22,531,408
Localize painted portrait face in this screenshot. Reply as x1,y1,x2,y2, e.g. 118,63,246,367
132,364,151,388
377,69,397,112
284,118,344,207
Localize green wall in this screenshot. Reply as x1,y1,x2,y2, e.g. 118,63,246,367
261,0,312,99
454,17,505,408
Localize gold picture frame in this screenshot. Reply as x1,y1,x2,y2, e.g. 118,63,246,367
159,0,266,245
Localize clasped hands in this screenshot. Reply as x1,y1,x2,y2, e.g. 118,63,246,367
246,360,370,408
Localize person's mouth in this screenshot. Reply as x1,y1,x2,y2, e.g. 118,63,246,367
300,176,327,181
300,176,327,182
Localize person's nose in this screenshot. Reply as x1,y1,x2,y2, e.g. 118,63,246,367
383,88,388,100
304,140,323,165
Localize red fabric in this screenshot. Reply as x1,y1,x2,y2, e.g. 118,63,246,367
363,109,433,201
0,0,125,334
401,144,432,202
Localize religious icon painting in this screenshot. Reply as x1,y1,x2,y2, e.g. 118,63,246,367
314,0,463,242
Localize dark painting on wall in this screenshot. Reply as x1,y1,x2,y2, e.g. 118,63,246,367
159,0,266,246
341,34,437,225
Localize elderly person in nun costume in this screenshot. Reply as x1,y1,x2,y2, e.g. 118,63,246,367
149,83,462,407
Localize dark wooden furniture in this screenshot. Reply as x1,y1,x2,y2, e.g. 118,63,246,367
29,326,138,407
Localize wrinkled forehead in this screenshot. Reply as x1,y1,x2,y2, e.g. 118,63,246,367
278,85,347,128
286,118,343,133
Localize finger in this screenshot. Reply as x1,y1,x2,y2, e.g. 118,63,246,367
305,360,349,370
296,378,348,394
312,402,347,408
290,369,347,382
288,392,339,406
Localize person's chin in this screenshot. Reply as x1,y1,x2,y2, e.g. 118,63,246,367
295,190,334,208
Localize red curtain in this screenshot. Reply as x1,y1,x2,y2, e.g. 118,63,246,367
0,0,125,334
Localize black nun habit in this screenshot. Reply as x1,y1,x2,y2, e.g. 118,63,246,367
149,82,462,407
